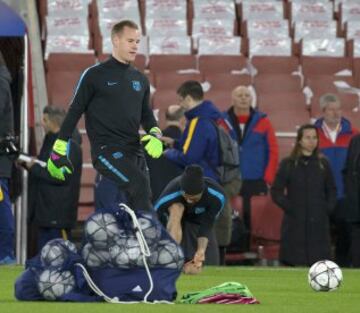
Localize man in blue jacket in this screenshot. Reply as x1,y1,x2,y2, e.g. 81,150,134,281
162,80,222,182
315,93,358,266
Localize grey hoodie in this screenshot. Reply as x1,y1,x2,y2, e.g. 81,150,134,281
0,65,14,178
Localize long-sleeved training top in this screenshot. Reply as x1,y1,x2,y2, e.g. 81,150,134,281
58,56,158,159
154,176,226,239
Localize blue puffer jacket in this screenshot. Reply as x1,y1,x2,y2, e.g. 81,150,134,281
315,117,358,199
164,100,222,181
224,108,278,183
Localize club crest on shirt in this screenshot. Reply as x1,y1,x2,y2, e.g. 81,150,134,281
131,80,141,91
194,207,206,214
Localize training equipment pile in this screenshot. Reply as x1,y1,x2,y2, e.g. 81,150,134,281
15,204,184,303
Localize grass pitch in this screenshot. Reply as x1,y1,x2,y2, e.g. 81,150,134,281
1,265,359,313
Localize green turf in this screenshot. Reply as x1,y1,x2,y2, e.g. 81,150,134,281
1,265,359,313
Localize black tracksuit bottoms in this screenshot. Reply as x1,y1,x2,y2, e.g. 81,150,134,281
94,146,152,212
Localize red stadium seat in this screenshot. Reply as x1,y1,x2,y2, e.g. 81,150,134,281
258,92,310,133
81,133,92,165
354,58,360,87
154,72,203,90
302,56,352,77
46,71,79,107
277,136,295,161
149,55,197,72
79,186,94,205
46,53,96,107
46,53,96,72
250,195,283,261
77,205,95,222
205,73,251,91
152,90,179,128
251,56,300,74
198,55,247,75
254,74,302,94
344,107,360,129
81,167,96,186
305,75,356,98
204,90,232,111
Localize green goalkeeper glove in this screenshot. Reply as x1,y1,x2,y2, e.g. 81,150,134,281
141,127,163,159
47,139,73,181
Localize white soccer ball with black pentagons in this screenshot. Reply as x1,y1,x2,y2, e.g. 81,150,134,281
81,242,111,268
85,212,120,249
137,214,162,249
308,260,343,291
149,239,184,270
40,239,77,268
110,236,143,268
38,269,75,300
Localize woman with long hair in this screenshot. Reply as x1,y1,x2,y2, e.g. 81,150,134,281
271,124,337,266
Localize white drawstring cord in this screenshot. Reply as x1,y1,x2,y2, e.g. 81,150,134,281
77,204,173,304
118,203,154,302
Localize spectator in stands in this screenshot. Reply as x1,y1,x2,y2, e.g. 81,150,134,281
343,134,360,267
271,124,336,266
46,20,162,212
155,165,225,269
22,106,82,252
224,85,278,241
0,51,15,265
315,93,358,267
162,104,186,140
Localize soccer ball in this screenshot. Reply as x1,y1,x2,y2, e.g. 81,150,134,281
81,242,111,268
137,214,162,249
149,239,184,270
308,260,343,291
85,212,120,249
38,269,75,300
40,239,77,268
110,236,143,268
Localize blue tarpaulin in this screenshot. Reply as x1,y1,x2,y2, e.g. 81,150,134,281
0,1,26,37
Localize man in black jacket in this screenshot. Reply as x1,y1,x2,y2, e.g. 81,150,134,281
0,51,15,265
22,106,82,252
46,20,162,213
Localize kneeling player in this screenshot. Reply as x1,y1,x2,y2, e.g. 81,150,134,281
155,165,225,274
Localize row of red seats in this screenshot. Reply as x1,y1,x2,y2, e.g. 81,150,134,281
46,54,360,99
225,194,283,265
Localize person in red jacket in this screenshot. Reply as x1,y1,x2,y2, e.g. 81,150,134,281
224,86,279,242
315,93,358,266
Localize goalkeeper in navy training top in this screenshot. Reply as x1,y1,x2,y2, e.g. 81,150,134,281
46,20,163,212
155,165,226,273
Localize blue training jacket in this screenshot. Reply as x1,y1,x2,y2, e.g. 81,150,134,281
164,100,222,181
